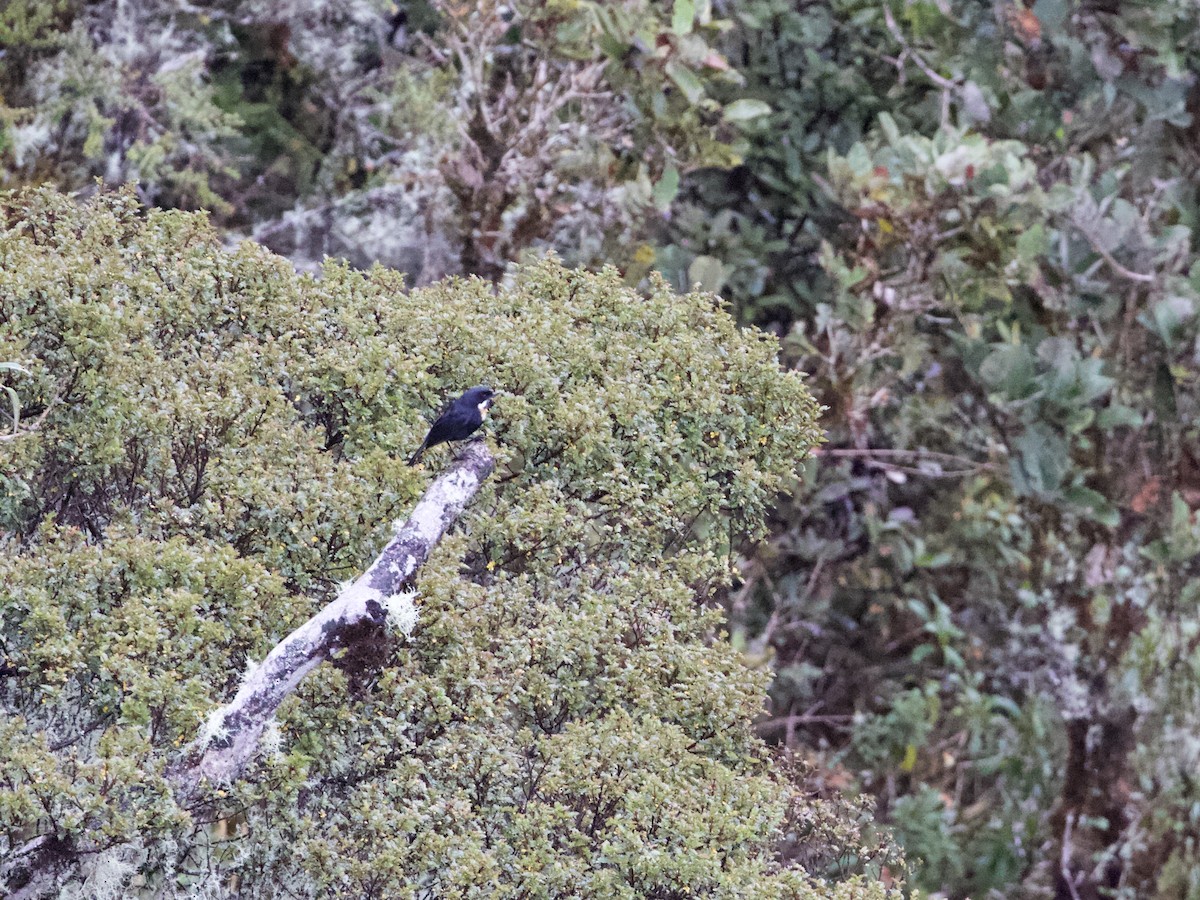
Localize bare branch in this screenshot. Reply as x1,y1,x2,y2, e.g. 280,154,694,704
882,4,957,91
1060,812,1084,900
169,441,495,796
812,446,996,477
1,834,73,900
0,392,61,443
1077,226,1157,284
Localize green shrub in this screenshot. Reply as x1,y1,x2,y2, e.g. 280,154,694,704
0,187,904,898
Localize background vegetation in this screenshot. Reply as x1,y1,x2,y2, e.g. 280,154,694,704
3,0,1200,897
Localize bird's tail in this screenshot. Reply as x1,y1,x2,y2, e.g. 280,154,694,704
407,442,427,467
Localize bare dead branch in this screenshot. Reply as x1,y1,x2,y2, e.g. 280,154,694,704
812,446,996,477
1077,226,1157,284
1060,812,1084,900
168,441,495,797
882,4,957,92
0,392,62,443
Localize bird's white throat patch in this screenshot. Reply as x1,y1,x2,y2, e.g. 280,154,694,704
478,401,490,419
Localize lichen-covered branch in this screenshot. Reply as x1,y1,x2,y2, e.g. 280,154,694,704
169,441,495,796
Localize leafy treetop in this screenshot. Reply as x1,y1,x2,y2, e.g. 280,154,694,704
0,188,900,898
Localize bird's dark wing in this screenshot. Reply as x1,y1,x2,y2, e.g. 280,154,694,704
408,397,452,466
408,395,487,466
423,414,461,448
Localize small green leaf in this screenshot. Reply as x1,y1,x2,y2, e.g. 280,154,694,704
687,255,726,293
879,112,901,145
672,0,696,34
665,60,705,103
911,644,936,664
1097,404,1143,429
1065,406,1094,433
724,99,771,122
942,645,965,670
2,385,19,429
0,363,28,429
1065,485,1119,528
652,164,680,210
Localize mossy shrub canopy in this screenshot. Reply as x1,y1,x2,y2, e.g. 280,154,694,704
0,189,890,898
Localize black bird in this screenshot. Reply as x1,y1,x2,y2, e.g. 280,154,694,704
408,385,496,466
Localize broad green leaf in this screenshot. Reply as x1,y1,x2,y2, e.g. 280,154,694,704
1011,424,1068,496
978,344,1035,397
1032,0,1067,29
1016,224,1047,263
1065,485,1119,528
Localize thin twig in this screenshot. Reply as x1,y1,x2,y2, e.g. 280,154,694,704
0,392,61,442
1061,812,1084,900
757,713,856,734
812,446,996,477
1077,226,1156,284
882,4,957,91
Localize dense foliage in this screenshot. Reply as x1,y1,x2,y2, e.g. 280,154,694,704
0,0,769,280
5,0,1200,897
656,2,1200,898
0,190,905,898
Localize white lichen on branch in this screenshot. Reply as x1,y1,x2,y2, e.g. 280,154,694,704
170,441,494,794
384,589,420,639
